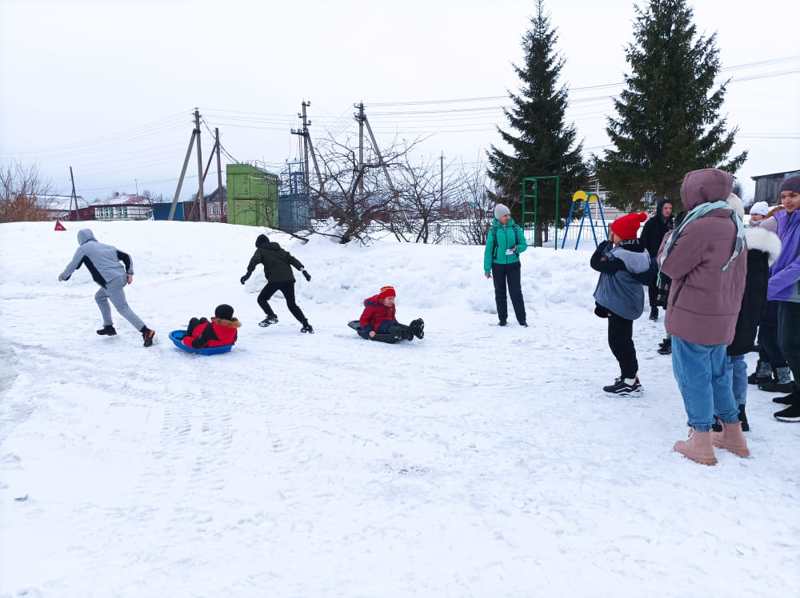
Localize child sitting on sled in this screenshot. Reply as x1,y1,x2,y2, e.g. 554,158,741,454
357,286,424,342
182,304,241,349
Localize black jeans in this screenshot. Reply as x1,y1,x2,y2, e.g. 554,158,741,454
257,281,308,325
608,312,638,379
647,280,659,309
758,301,788,368
777,302,800,392
492,262,526,324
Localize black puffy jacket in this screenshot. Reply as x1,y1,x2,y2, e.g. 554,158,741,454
728,227,782,356
246,235,304,283
640,199,674,257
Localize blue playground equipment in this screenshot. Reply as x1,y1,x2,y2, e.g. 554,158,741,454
169,330,234,356
561,190,608,250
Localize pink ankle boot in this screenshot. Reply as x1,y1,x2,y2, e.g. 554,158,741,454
712,422,750,458
674,429,717,465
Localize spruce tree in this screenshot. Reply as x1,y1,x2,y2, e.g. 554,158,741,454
487,0,586,238
595,0,747,210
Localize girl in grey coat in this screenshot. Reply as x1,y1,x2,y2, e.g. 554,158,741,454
59,229,155,347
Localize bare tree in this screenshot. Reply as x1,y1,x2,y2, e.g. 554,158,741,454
308,135,420,244
453,163,493,246
0,162,52,222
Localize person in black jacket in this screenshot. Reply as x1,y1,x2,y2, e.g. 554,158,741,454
718,211,782,431
240,234,314,333
639,198,674,321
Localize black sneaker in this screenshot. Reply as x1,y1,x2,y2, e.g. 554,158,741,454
519,322,528,328
759,381,795,393
141,327,155,348
259,316,278,328
498,320,507,327
738,405,750,432
774,403,800,423
748,361,774,386
97,325,117,336
409,319,425,339
773,392,798,405
301,323,314,334
603,377,642,396
649,307,659,321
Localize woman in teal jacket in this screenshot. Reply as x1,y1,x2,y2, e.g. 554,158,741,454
484,204,528,326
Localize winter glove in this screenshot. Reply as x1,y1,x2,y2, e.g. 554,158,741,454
302,270,311,282
240,273,250,285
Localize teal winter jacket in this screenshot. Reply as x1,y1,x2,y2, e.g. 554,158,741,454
484,218,528,273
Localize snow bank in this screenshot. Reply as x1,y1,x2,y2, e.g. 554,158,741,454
0,221,797,597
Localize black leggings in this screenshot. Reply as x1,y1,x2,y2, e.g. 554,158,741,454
777,302,800,392
608,312,638,379
758,301,788,368
492,262,526,324
257,281,308,325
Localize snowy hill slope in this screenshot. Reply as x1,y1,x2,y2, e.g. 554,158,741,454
0,221,798,597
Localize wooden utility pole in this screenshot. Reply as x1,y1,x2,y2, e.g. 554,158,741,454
168,128,197,220
355,102,365,195
301,101,310,194
363,111,395,194
215,127,223,194
193,108,206,221
68,166,78,220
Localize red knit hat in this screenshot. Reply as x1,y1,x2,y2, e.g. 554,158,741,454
610,212,648,241
377,286,396,300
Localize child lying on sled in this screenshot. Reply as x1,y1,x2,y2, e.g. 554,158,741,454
356,286,424,342
182,304,241,349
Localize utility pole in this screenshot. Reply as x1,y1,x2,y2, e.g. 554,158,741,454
68,166,78,220
215,127,223,194
301,101,310,194
193,108,206,221
354,102,365,195
363,110,395,194
168,120,197,221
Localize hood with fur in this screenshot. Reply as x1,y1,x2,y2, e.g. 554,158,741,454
745,226,781,266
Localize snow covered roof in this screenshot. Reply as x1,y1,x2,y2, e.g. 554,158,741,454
34,194,87,211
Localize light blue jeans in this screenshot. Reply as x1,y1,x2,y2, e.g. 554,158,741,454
671,336,739,432
726,354,748,408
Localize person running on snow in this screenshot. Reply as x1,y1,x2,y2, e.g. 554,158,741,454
182,304,241,349
639,197,674,321
240,234,314,333
591,212,651,396
58,228,155,347
484,204,528,327
357,286,424,342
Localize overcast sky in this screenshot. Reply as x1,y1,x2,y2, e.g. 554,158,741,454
1,0,798,202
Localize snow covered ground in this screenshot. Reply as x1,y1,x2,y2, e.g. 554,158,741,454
1,220,798,598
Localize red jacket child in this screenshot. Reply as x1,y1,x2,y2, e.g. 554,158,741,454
359,286,397,332
183,304,241,349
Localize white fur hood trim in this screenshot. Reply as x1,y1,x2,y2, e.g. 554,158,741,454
745,226,781,266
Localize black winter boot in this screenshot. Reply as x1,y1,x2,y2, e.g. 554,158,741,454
738,405,750,432
301,323,314,334
140,327,155,347
97,325,117,336
748,361,773,385
649,306,659,321
409,319,425,340
657,337,672,355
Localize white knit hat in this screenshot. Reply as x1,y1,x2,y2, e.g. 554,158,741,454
749,201,770,217
493,204,511,220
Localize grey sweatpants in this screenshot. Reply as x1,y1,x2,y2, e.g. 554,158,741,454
95,275,146,331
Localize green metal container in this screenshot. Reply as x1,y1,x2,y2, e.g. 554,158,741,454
226,164,279,227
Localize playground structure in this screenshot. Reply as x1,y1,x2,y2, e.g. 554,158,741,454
520,176,561,250
561,190,609,250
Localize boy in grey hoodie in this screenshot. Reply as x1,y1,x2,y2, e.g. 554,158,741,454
59,229,155,347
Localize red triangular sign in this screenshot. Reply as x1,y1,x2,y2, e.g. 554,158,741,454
54,220,66,231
